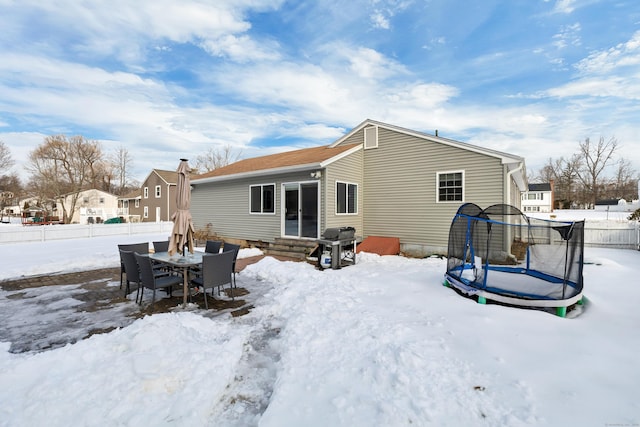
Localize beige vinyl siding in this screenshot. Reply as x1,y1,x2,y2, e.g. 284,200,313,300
323,148,364,236
191,171,315,243
362,127,505,252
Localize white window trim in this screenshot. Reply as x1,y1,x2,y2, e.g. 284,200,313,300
249,183,276,215
436,170,465,203
143,206,149,218
135,199,140,208
335,180,358,215
364,126,378,149
155,185,161,198
143,187,149,199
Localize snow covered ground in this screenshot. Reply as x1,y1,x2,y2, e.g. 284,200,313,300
1,217,639,426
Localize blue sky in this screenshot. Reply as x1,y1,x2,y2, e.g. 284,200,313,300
1,0,639,183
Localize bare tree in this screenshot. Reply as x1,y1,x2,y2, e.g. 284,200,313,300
109,145,134,195
0,173,22,222
536,156,582,208
0,141,14,173
26,135,106,223
536,158,562,183
610,158,638,201
193,144,242,174
558,154,583,208
577,136,618,208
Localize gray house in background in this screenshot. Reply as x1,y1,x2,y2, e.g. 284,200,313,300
190,119,527,256
118,169,178,223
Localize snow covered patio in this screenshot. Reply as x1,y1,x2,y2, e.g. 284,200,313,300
1,233,639,426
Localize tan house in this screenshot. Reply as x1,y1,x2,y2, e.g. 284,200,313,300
190,119,527,256
57,189,119,224
119,169,178,223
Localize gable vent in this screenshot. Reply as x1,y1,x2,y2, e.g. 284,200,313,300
364,126,378,149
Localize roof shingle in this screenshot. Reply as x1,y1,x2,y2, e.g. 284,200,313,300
193,144,357,180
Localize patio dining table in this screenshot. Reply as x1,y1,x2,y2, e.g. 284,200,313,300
148,251,203,307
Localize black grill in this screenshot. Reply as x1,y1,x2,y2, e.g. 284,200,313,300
321,226,355,241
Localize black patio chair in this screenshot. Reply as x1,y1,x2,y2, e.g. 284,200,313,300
204,240,223,254
120,249,143,303
152,240,170,253
117,242,149,294
189,250,235,309
190,239,223,278
222,242,241,288
135,252,183,310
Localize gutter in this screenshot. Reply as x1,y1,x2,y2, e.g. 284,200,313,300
191,163,323,185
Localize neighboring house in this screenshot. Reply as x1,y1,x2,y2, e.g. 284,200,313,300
119,169,178,223
117,189,143,223
13,196,59,220
190,119,527,256
595,198,640,213
521,182,553,213
57,189,119,224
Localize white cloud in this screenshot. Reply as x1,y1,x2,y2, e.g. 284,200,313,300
546,75,640,100
347,47,409,80
552,23,581,50
575,30,640,75
370,12,390,29
552,0,577,14
542,31,640,102
0,1,282,65
369,0,413,30
200,34,282,62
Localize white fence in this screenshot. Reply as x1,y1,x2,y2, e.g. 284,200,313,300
0,221,175,245
1,219,638,250
583,221,640,250
526,220,639,250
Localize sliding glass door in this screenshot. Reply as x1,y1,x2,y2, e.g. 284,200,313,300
283,182,318,238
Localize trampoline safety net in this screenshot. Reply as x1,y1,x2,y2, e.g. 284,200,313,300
445,203,584,302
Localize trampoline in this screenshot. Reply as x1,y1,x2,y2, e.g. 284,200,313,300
443,203,585,317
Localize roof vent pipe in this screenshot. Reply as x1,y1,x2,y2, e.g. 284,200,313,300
435,129,438,137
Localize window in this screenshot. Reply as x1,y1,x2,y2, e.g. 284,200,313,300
135,199,140,208
437,171,464,202
155,185,161,198
83,197,89,204
250,184,275,214
336,181,357,214
143,206,148,218
99,197,104,204
143,187,149,199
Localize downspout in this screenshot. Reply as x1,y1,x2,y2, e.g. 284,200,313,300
505,161,524,206
505,161,524,258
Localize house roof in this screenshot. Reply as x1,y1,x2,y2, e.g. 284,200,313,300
192,144,360,184
191,119,527,190
119,189,141,200
334,119,527,191
596,199,620,206
528,183,552,192
58,188,118,199
150,169,178,185
332,119,526,164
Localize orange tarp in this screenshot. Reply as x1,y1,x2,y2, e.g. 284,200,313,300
356,236,400,256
